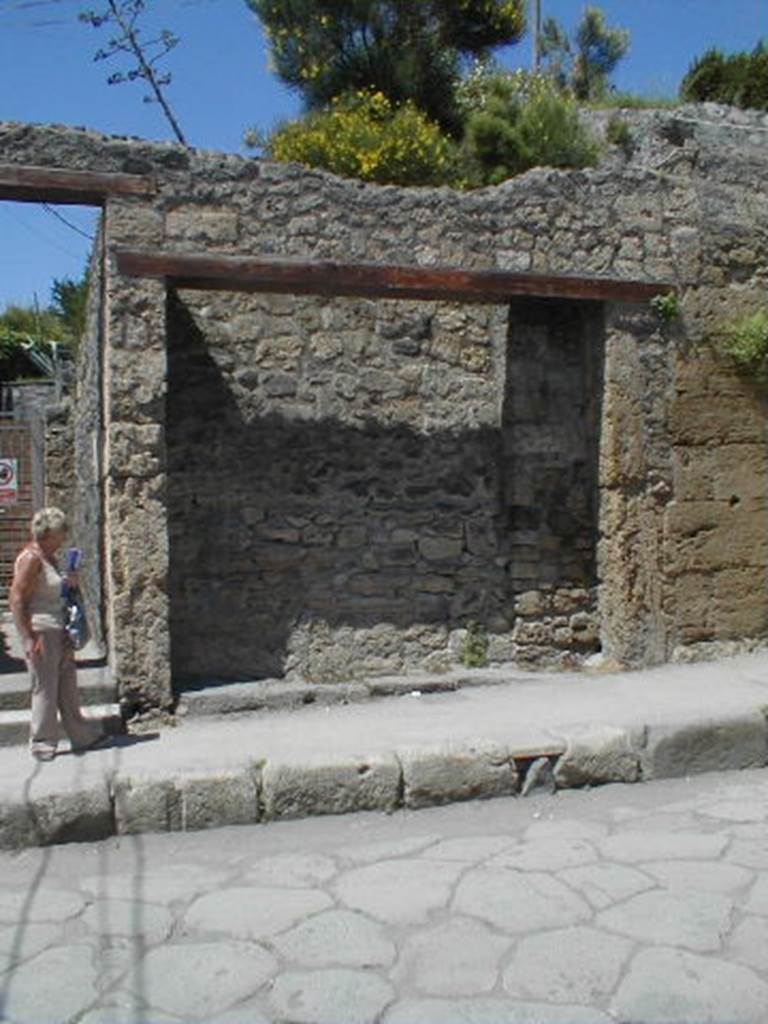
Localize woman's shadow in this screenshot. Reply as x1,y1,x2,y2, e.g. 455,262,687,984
0,619,26,674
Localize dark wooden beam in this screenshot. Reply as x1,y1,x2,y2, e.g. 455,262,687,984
115,249,672,304
0,164,156,205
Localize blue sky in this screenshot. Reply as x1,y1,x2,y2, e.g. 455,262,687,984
0,0,765,311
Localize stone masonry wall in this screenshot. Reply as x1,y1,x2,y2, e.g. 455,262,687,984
165,291,601,683
2,104,766,704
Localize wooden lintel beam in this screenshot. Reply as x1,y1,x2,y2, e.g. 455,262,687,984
114,249,672,305
0,164,155,205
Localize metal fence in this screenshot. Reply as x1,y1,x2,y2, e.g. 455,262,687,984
0,413,42,603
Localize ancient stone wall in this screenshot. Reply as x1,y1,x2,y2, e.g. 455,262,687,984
2,105,766,704
164,291,602,682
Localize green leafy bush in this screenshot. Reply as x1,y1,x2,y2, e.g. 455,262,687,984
249,90,456,186
460,621,489,668
681,43,768,110
719,308,768,379
650,292,680,323
456,69,600,187
605,115,634,157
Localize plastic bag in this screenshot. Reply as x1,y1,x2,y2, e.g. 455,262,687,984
63,588,90,651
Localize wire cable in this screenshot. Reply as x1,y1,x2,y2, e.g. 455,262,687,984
41,203,95,242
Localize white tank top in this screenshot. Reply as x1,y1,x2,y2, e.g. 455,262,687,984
15,547,65,631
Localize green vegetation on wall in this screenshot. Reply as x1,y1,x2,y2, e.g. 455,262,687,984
718,308,768,381
460,621,489,668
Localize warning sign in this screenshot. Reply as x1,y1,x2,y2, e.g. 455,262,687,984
0,458,19,503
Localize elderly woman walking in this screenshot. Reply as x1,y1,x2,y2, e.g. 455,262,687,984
9,506,105,761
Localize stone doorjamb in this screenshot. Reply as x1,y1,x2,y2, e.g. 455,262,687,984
598,301,674,667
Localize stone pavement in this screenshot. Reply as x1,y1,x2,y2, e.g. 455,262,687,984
3,648,768,848
2,766,768,1023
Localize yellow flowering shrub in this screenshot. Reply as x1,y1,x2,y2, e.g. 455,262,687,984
257,91,457,187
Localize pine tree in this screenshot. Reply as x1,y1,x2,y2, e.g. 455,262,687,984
540,5,629,102
245,0,526,136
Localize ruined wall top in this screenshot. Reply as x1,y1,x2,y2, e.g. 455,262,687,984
1,101,767,203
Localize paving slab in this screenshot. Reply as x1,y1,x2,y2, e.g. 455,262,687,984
1,648,768,848
502,925,633,1005
610,946,768,1024
390,916,510,996
268,968,395,1024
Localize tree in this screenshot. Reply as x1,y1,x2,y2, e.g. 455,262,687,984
50,270,90,344
540,5,629,102
0,270,89,380
681,42,768,111
0,304,63,380
79,0,188,144
457,68,599,186
244,0,526,136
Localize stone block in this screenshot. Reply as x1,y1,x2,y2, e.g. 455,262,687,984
671,572,715,642
641,712,768,780
260,754,400,820
555,725,643,789
166,205,239,243
713,444,768,502
514,591,547,617
113,776,180,834
670,396,765,445
400,741,518,809
108,199,165,245
0,785,114,849
513,620,553,645
552,588,591,614
109,423,164,479
337,526,367,549
176,770,259,831
664,499,768,573
309,333,345,361
415,573,454,594
465,522,497,557
672,447,715,501
418,537,464,562
264,373,298,397
713,567,768,639
674,356,747,397
109,346,167,423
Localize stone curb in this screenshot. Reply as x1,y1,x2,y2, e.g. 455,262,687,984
1,708,766,850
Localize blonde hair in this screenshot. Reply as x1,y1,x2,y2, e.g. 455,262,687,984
30,507,68,541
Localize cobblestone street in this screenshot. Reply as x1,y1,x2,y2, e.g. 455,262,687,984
1,768,768,1023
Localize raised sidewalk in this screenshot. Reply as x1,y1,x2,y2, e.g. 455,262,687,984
1,645,768,849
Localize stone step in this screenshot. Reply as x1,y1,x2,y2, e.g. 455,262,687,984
175,666,539,718
0,667,116,711
0,704,124,748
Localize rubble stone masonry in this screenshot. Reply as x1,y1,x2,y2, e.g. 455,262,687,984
1,103,766,707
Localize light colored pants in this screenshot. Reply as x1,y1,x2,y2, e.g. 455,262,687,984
29,629,102,756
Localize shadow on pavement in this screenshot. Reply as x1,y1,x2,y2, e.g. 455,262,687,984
59,731,161,757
